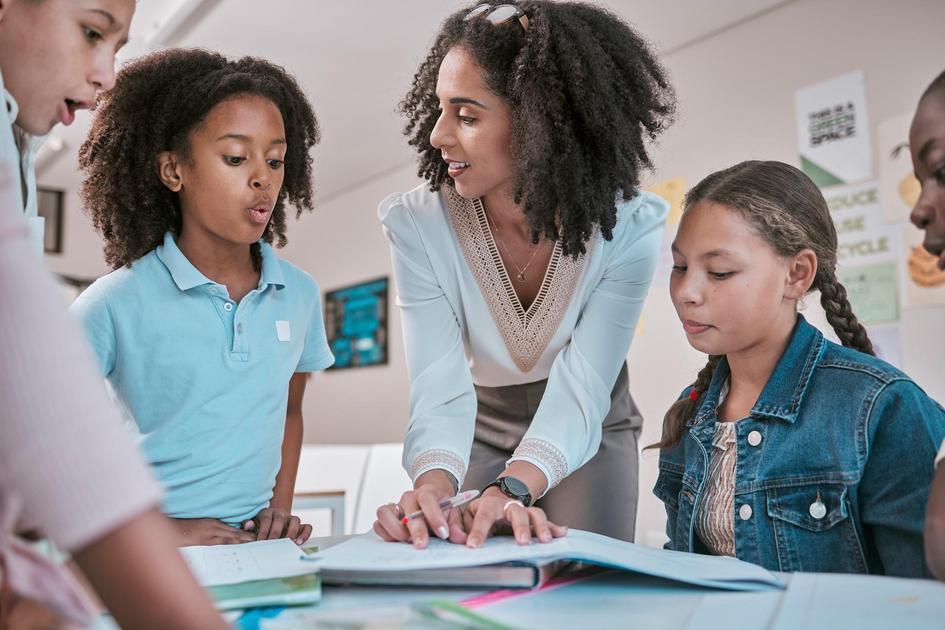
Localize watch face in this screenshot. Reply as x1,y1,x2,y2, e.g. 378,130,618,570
501,476,529,497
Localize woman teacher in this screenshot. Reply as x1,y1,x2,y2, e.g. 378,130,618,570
374,1,674,548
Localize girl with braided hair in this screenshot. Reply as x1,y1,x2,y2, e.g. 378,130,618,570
374,1,674,549
653,160,945,577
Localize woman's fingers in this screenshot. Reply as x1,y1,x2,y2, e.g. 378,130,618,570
374,501,410,543
465,501,500,548
506,501,531,544
402,490,431,549
417,490,450,541
373,519,397,541
527,507,552,543
446,505,468,544
549,521,569,538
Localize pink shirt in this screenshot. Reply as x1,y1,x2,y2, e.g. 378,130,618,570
0,79,161,623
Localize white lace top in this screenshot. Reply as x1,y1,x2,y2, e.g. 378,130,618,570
378,183,667,490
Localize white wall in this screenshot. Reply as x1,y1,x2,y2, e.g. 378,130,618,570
40,0,945,545
278,164,421,444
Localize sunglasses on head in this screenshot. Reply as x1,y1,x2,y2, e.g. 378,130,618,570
464,3,529,31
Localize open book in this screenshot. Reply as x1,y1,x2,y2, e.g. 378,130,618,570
310,529,784,592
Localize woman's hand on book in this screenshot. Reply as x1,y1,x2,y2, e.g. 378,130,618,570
373,470,466,549
463,488,568,549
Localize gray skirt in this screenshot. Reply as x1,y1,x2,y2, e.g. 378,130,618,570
461,363,642,542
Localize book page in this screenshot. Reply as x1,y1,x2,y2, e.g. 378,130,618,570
180,538,317,587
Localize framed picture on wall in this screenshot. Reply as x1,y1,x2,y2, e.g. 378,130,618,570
324,276,389,370
37,187,64,253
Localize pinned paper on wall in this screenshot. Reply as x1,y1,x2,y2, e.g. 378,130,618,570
837,262,898,324
795,71,872,187
825,181,899,268
646,176,686,226
901,225,945,307
877,112,920,224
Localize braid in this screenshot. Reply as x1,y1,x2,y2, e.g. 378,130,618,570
647,355,722,451
818,272,875,356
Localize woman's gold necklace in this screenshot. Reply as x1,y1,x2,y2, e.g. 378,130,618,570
485,212,545,283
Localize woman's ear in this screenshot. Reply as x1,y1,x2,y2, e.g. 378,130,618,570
784,249,818,299
156,151,183,192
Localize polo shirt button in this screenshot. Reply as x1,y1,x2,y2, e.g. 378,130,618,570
223,302,233,311
747,430,762,447
237,323,243,334
738,504,753,521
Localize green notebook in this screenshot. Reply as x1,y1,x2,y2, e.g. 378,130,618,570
207,573,321,611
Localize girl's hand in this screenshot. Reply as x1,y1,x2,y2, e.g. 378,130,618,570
373,470,467,549
172,518,256,546
242,508,312,545
463,487,568,548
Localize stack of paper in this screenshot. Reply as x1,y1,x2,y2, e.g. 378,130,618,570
179,538,320,610
311,529,783,591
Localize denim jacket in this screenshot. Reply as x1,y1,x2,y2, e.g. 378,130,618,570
654,316,945,577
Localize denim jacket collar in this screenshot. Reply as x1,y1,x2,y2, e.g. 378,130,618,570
689,315,826,427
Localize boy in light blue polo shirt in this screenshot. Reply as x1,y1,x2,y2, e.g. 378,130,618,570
71,49,332,546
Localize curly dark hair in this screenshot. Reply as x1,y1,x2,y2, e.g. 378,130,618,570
79,48,320,269
402,0,675,257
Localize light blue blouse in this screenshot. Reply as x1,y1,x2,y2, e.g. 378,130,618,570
379,184,667,491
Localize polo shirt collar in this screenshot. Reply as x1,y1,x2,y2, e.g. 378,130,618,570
156,232,213,291
156,232,287,292
257,240,286,290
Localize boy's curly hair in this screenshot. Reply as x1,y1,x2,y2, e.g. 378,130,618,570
403,1,675,257
79,48,320,269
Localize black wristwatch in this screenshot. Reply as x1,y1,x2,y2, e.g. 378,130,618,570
484,476,533,507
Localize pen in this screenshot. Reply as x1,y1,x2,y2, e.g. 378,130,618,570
400,489,480,525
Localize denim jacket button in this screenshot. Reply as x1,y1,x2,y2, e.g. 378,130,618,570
738,504,753,520
747,430,762,447
809,500,827,520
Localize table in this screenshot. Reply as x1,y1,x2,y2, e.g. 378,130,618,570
228,536,945,629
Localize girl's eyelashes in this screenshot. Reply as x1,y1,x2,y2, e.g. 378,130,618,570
83,26,104,43
458,115,476,126
223,156,285,168
670,264,734,280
